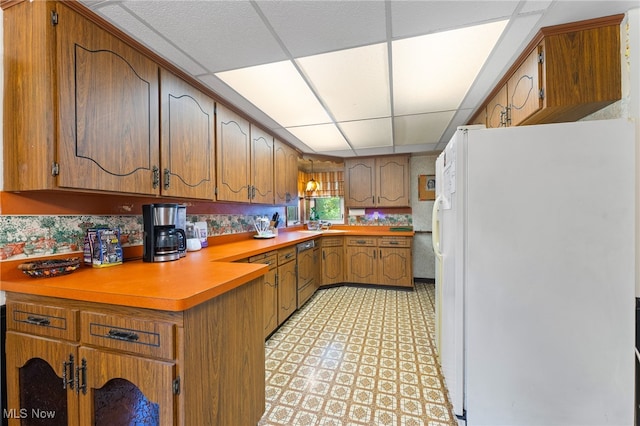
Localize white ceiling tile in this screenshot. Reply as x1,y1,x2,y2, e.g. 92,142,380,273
216,61,332,127
256,0,387,57
392,20,508,115
297,43,390,121
122,1,287,72
286,124,352,153
339,118,393,149
88,3,208,76
394,111,456,146
390,1,519,39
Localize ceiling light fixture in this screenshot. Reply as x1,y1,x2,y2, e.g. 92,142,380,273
305,160,319,192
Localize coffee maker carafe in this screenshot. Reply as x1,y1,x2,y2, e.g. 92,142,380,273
142,204,186,262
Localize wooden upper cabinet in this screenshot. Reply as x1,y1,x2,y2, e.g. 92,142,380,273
344,158,376,207
160,69,215,199
486,84,509,128
3,1,162,194
216,104,251,202
274,140,299,205
508,47,542,126
250,125,275,204
345,155,410,207
376,155,410,207
56,3,160,194
468,14,622,127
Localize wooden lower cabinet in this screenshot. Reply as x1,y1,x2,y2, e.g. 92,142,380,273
249,251,278,338
377,236,413,287
321,237,344,286
277,247,297,325
5,279,265,426
345,236,413,287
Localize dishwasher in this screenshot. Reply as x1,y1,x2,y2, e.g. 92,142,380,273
296,240,317,308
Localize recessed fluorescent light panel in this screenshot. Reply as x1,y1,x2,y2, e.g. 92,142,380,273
392,20,508,115
216,60,332,128
286,124,350,152
216,19,507,154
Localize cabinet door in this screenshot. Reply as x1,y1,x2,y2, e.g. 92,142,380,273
5,332,79,426
263,266,278,337
56,3,160,195
376,156,410,207
160,69,215,199
216,104,250,202
78,347,175,426
378,247,413,287
277,261,297,325
508,46,542,126
274,140,298,204
345,158,375,207
486,84,509,128
345,246,377,284
322,246,344,286
250,125,275,204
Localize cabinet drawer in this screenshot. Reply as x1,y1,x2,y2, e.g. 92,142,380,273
322,237,343,247
7,302,78,341
249,251,278,268
378,237,411,247
278,246,297,265
345,237,377,247
80,311,175,360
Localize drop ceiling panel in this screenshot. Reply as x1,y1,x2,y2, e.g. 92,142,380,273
390,1,519,39
394,111,456,146
339,118,393,149
256,0,388,57
296,43,390,122
216,61,332,127
122,1,287,72
286,124,351,152
392,20,508,115
88,3,208,76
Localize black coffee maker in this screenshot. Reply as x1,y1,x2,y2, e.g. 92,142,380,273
142,204,186,262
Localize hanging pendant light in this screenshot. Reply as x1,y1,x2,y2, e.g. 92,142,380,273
305,160,319,192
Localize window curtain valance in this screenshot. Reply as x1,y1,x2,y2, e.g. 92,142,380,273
298,171,344,198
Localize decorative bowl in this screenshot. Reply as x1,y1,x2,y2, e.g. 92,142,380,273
18,258,81,278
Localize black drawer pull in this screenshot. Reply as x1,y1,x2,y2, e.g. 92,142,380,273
26,316,51,327
356,240,366,244
389,241,399,245
284,253,293,259
107,329,140,342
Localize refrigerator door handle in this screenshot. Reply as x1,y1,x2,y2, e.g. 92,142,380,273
432,195,442,260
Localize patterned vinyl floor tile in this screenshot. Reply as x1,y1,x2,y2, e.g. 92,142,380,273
259,283,456,426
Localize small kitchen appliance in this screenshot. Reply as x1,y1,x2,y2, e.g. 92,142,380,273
176,204,187,258
142,203,186,262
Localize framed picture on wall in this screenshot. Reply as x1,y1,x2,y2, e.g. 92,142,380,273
418,175,436,201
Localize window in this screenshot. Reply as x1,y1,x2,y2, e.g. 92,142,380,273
305,197,344,224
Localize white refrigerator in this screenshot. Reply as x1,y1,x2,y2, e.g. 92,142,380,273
432,119,635,426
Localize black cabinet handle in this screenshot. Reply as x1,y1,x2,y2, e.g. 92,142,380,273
107,329,140,342
62,354,74,390
76,358,87,395
26,316,51,327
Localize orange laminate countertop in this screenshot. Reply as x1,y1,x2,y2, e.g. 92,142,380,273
1,228,414,312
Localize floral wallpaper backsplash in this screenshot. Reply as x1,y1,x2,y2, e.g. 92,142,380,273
347,213,412,227
0,213,265,262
